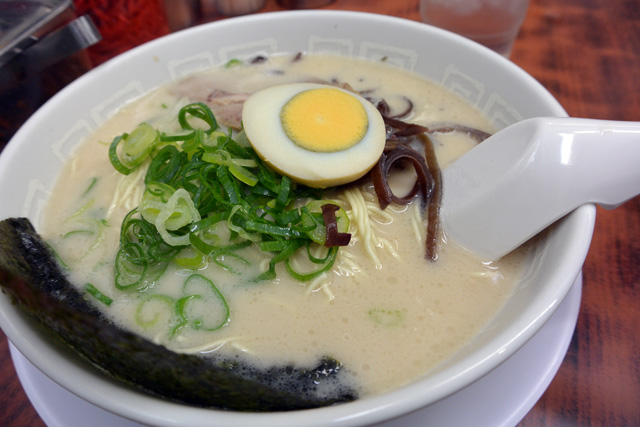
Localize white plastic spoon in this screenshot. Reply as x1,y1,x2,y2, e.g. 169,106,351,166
440,117,640,260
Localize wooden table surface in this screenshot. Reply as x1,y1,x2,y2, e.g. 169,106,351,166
1,0,638,425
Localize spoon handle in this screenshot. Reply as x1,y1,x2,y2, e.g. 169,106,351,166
441,117,640,261
562,118,640,209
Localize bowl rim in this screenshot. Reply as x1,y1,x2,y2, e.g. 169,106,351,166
0,9,596,427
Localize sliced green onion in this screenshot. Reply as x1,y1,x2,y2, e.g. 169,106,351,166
368,308,405,327
85,283,113,306
275,209,301,227
61,217,106,255
154,188,201,246
160,129,196,142
216,166,240,204
108,102,349,286
66,199,95,221
109,135,133,175
181,274,229,331
225,58,242,68
178,102,218,134
63,229,94,238
305,242,335,264
189,211,228,233
255,239,306,281
108,123,158,175
229,164,258,186
174,246,207,269
259,239,289,252
234,129,251,147
145,145,183,185
81,177,98,197
123,123,158,158
285,246,338,281
202,151,257,168
46,243,70,270
275,175,291,210
226,205,260,242
244,221,304,238
115,210,173,291
135,294,175,327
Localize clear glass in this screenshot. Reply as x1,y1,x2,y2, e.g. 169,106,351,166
420,0,530,57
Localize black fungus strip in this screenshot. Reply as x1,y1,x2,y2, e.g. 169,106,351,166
370,98,492,261
375,97,413,119
371,156,393,210
428,124,491,143
376,100,429,139
321,204,351,247
250,55,267,64
419,134,443,262
376,99,391,117
371,145,434,211
389,97,414,119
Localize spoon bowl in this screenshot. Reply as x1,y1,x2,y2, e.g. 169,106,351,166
441,117,640,260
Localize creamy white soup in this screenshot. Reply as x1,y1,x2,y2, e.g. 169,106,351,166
41,54,529,398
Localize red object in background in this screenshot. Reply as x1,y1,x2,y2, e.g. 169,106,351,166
74,0,170,65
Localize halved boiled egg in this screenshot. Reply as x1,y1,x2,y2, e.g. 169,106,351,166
241,82,386,188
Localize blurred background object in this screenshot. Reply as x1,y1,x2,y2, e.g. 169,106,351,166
0,0,101,150
277,0,335,8
74,0,170,65
419,0,529,57
163,0,201,31
217,0,265,16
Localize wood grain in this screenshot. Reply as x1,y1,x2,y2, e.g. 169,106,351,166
0,331,45,426
0,0,638,425
512,1,640,425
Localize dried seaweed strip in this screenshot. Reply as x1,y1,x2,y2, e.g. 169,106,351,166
0,218,356,411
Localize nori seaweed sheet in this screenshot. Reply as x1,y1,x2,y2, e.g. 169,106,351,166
0,217,356,411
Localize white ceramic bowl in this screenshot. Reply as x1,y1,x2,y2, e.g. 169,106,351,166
0,11,594,426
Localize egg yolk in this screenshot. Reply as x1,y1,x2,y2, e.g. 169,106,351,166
280,88,369,153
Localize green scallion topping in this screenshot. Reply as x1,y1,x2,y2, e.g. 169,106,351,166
134,274,229,338
82,177,98,197
109,123,159,175
225,58,242,68
85,283,113,306
110,102,351,291
368,308,405,327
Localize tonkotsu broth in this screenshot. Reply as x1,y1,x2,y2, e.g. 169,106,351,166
40,54,529,397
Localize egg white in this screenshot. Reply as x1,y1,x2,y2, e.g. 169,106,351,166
241,82,386,188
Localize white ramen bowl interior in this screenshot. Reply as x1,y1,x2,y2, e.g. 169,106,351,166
0,11,594,426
